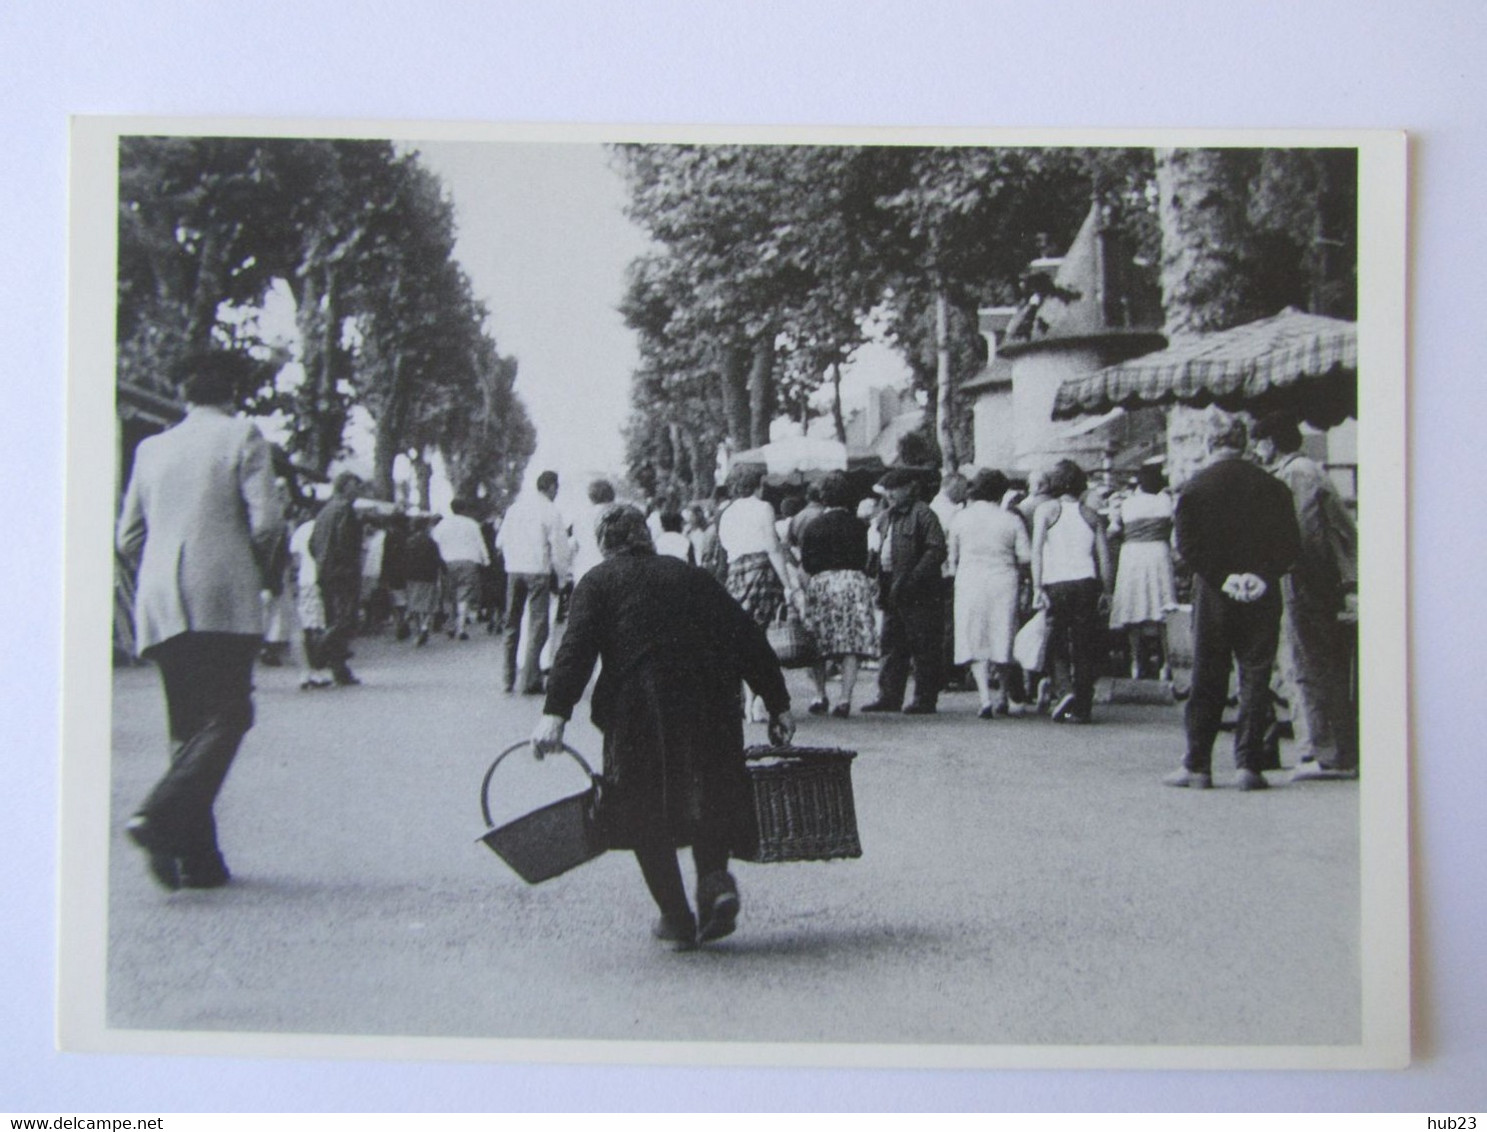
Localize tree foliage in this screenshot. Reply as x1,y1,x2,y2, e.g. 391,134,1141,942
613,141,1355,488
117,136,534,501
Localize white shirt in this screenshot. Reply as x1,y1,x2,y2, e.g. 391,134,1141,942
290,520,318,589
655,530,693,563
717,495,779,560
362,528,386,579
570,502,608,582
929,492,963,577
432,513,490,565
496,491,573,581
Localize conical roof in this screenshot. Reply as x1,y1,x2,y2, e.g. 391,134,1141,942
1000,203,1164,356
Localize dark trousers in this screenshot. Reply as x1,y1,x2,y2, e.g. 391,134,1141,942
876,590,944,708
634,836,731,928
940,576,964,685
1045,577,1105,719
318,575,360,671
503,572,551,693
137,632,259,858
1281,578,1358,771
1184,574,1283,774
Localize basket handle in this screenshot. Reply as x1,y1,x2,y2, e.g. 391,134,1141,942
479,740,596,829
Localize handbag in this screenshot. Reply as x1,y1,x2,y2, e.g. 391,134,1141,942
1013,608,1050,672
766,602,817,668
476,740,606,884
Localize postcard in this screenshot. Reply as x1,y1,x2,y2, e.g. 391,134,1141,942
60,118,1408,1069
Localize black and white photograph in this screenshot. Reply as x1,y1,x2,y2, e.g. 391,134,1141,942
56,119,1408,1069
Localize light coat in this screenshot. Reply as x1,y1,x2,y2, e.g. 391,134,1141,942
116,406,283,654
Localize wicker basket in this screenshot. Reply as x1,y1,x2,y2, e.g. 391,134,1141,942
477,742,606,884
738,745,862,863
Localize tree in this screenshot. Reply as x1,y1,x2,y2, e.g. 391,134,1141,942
1153,146,1359,483
117,136,536,498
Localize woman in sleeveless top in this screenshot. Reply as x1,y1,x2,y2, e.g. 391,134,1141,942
1030,460,1113,723
1109,464,1177,679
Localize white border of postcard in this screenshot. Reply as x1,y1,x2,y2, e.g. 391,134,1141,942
59,117,1410,1069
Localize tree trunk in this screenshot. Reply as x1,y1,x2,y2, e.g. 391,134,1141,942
183,224,226,353
747,336,774,450
719,345,751,451
414,449,433,511
935,288,955,474
370,355,408,502
830,361,847,444
1154,147,1262,486
1153,147,1262,339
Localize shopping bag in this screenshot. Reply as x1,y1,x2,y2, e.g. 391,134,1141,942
1013,609,1050,672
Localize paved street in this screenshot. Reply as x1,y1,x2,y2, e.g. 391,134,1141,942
107,627,1360,1048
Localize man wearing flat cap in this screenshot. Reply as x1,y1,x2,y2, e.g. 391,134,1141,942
861,469,948,715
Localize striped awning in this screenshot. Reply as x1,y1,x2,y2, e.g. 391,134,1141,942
1052,308,1357,428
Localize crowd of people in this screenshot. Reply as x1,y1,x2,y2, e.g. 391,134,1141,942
115,350,1358,945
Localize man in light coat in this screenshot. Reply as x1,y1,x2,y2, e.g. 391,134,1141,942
116,352,284,890
1252,412,1359,780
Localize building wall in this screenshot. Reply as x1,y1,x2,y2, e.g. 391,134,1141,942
1010,344,1111,475
971,386,1015,472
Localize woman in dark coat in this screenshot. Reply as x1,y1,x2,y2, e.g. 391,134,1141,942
532,505,796,950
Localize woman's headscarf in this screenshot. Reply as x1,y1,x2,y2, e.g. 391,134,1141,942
595,504,656,558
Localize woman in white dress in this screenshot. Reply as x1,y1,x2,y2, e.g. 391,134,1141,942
949,469,1031,718
1108,464,1177,679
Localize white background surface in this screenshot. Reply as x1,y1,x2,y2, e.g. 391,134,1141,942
3,0,1483,1112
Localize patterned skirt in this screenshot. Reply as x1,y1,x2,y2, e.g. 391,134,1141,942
295,579,325,632
726,551,786,628
804,569,879,659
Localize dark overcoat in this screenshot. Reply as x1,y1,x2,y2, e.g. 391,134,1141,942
542,550,791,851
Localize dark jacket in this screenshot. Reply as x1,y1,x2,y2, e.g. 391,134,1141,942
401,530,444,583
542,550,790,849
799,509,869,576
879,500,947,607
309,496,363,585
1175,453,1301,591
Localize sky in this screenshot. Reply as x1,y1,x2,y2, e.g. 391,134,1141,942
409,140,653,504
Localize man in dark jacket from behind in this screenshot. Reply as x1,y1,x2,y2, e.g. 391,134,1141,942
1166,417,1301,791
310,471,365,686
861,468,948,715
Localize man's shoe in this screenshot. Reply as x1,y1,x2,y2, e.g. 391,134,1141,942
125,816,181,891
1162,768,1212,790
1050,693,1077,722
1235,768,1270,791
858,700,900,713
901,701,937,715
697,871,740,944
332,665,361,687
830,703,851,719
1290,761,1359,782
652,914,698,952
807,698,829,716
179,853,231,889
